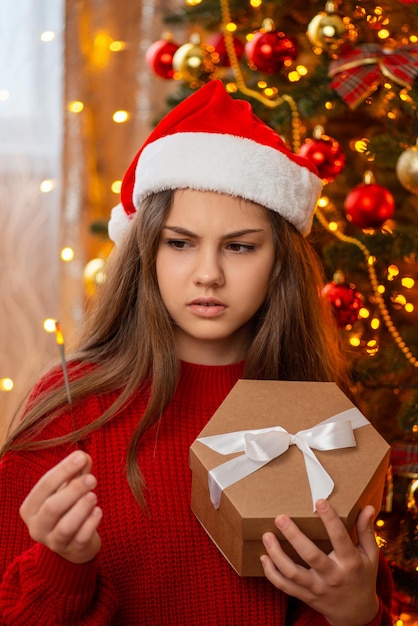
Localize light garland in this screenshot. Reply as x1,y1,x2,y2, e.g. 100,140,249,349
315,206,418,368
219,0,302,151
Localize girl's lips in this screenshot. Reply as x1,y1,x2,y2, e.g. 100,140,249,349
188,299,227,318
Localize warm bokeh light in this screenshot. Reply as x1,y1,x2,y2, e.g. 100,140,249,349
387,264,400,280
288,71,301,82
113,110,129,123
371,318,380,330
43,318,57,333
111,180,122,194
393,294,406,305
61,247,74,262
40,179,55,193
0,378,14,392
401,277,415,288
40,31,56,42
68,100,84,113
354,139,369,153
296,65,307,76
109,40,126,52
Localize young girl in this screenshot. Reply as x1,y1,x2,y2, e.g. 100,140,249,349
0,80,393,625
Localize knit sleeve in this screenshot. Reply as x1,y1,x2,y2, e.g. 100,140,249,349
0,448,119,625
0,391,120,626
0,544,118,625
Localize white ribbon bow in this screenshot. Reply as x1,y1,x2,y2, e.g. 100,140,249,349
197,407,369,511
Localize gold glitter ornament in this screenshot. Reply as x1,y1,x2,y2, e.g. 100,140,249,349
307,1,357,55
396,142,418,195
172,34,219,84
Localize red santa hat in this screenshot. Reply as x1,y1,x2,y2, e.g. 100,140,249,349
108,80,322,245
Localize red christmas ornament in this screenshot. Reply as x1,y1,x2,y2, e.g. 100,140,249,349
146,39,180,79
208,33,245,67
298,134,345,183
322,278,362,328
245,28,298,73
344,178,395,229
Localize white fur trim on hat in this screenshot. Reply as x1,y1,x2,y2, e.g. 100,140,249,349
108,203,133,247
132,132,322,236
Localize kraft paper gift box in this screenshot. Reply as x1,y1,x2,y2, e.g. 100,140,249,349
189,380,390,576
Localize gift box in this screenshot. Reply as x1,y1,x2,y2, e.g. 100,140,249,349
189,380,391,576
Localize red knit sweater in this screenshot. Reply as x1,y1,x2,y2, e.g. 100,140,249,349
0,361,393,625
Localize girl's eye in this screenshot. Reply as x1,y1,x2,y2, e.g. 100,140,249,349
227,242,256,253
166,239,191,250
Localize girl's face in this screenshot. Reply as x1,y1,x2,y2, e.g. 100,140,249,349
156,189,275,365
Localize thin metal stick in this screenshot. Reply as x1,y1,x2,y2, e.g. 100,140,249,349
55,321,72,405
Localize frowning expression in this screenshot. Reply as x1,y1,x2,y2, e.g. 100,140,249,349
156,189,275,364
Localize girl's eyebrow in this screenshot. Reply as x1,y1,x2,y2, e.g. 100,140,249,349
162,225,265,238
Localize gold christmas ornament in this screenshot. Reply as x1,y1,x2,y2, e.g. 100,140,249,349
172,34,219,84
83,258,106,296
307,1,357,55
396,142,418,195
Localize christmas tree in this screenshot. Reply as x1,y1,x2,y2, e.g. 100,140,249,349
143,0,418,610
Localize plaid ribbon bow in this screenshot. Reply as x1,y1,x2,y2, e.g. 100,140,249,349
328,43,418,109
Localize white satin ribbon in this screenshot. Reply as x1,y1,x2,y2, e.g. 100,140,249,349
197,407,369,511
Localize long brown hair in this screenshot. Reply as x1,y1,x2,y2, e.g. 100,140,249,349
1,190,346,505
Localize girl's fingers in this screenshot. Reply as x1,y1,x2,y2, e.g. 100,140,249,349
22,471,98,541
269,513,330,574
314,499,357,562
45,490,98,550
260,553,308,600
20,451,92,519
356,505,379,563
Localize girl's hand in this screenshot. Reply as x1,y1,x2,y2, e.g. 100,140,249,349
19,450,102,564
260,499,380,626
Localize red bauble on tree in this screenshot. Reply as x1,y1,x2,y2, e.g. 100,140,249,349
146,37,180,79
245,20,298,73
298,126,345,183
322,272,363,328
344,171,395,229
208,33,245,67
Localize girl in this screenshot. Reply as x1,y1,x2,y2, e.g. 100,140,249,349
0,80,393,625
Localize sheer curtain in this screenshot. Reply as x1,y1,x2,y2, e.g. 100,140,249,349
0,0,64,438
0,0,182,439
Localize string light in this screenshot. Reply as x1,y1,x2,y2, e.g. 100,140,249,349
68,100,84,113
61,247,74,262
0,378,14,392
40,179,55,193
43,318,57,333
219,0,302,151
111,180,122,194
315,206,418,367
40,31,56,42
109,40,126,52
113,110,129,123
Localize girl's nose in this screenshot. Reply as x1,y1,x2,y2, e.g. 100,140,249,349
193,249,225,287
